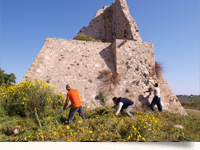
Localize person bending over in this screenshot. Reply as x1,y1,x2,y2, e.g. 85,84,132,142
112,97,135,120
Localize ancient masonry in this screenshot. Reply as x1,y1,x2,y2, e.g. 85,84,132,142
23,0,187,115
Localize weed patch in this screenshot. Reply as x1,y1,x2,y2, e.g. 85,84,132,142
0,80,199,141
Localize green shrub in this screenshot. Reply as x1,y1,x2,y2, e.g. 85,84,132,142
0,79,65,117
96,91,107,106
74,33,102,42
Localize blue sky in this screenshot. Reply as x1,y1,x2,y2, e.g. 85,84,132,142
0,0,199,95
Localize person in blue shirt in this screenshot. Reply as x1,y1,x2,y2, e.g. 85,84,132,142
112,97,135,120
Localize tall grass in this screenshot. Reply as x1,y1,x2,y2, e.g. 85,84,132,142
0,79,199,141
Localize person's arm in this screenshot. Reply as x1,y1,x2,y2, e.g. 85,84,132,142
60,94,70,113
112,104,117,109
115,102,124,116
144,87,154,93
63,100,69,110
63,93,70,109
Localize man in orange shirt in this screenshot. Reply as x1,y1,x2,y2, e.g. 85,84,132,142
60,84,85,124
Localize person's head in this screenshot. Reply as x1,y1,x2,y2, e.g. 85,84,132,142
154,83,159,87
112,97,117,104
66,84,72,91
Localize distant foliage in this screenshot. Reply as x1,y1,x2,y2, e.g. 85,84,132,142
74,33,102,42
179,96,200,110
0,68,16,86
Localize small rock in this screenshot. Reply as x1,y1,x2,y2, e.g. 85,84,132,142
145,122,151,126
174,125,184,129
144,71,149,78
12,125,22,135
13,128,20,134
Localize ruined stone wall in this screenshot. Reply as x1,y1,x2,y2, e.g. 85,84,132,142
111,39,187,115
78,7,107,42
23,38,187,115
111,0,142,41
111,39,156,107
23,38,115,108
22,0,187,115
76,0,142,42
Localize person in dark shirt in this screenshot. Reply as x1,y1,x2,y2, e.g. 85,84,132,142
112,97,135,120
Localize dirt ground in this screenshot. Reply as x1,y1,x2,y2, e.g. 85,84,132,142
185,108,200,113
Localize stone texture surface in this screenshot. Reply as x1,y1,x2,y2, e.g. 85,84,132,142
23,38,115,109
22,0,187,115
111,39,187,115
23,38,187,115
75,0,142,42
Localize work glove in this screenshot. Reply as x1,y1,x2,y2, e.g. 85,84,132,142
60,109,65,114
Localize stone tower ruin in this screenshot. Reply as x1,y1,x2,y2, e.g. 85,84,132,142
22,0,187,115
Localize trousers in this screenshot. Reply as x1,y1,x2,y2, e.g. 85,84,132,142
68,106,85,124
121,103,135,118
151,96,162,112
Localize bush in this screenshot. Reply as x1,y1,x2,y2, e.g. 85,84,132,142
0,79,65,117
97,69,120,94
96,91,107,106
155,61,163,78
74,33,102,42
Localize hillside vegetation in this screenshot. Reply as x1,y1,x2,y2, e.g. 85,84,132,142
0,79,199,141
178,96,200,110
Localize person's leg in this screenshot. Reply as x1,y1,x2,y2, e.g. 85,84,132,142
78,106,85,121
151,97,157,111
157,97,162,112
125,104,135,120
68,107,79,124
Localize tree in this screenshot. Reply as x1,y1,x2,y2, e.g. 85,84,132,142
0,68,16,86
